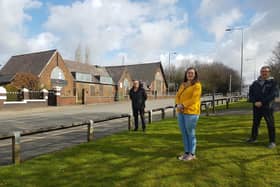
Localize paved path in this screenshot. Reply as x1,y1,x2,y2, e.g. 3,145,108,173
0,99,174,135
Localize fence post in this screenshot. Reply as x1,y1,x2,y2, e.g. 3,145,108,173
87,120,94,142
0,87,7,108
212,92,216,113
173,106,176,118
161,108,165,120
205,103,210,116
41,89,48,100
148,110,153,124
12,131,21,164
22,88,29,100
128,115,131,131
226,98,230,109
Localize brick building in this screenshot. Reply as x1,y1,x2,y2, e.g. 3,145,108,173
106,62,167,97
0,49,74,96
64,60,116,104
0,50,168,106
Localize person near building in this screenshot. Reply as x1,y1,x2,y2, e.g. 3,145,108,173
129,80,147,131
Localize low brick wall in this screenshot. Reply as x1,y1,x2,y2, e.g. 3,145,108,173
86,96,115,104
59,96,76,106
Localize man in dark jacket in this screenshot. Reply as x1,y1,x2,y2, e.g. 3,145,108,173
247,66,278,148
129,80,147,131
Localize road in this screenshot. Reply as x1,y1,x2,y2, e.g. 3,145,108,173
0,98,175,165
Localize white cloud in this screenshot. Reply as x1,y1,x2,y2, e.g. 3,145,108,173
198,0,236,18
130,19,190,57
209,9,242,41
154,0,178,5
44,0,190,65
197,0,280,84
160,53,214,69
0,0,58,65
27,32,58,51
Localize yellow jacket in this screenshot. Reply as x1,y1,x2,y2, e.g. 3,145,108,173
175,82,202,114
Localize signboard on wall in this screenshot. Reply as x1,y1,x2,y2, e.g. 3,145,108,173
51,79,68,87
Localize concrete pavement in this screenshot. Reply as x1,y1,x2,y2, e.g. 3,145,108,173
0,98,174,135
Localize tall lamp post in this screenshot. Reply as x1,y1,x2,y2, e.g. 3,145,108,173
225,27,244,95
168,51,177,96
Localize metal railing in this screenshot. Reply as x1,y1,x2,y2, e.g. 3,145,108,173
0,114,131,165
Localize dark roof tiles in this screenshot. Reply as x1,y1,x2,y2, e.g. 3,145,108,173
106,62,166,86
0,49,56,76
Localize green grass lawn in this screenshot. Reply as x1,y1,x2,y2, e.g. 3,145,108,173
0,111,279,187
215,99,252,110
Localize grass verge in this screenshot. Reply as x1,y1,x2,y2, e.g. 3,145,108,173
0,111,279,187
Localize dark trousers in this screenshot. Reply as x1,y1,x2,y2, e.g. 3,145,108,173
251,107,275,143
133,108,146,130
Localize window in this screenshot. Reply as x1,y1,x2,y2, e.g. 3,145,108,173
76,72,92,82
100,76,113,84
124,78,129,89
51,67,65,80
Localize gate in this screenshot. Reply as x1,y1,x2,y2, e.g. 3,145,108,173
48,90,57,106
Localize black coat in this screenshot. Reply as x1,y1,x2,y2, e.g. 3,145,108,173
129,87,147,109
249,77,278,108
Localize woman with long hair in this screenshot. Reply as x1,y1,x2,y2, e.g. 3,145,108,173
175,67,202,161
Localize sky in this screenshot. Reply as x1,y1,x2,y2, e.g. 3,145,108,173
0,0,280,83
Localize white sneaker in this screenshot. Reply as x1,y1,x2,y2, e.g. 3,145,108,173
183,154,196,161
177,153,189,160
268,142,276,149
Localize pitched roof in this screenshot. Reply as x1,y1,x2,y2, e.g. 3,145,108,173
64,60,111,76
106,62,167,86
0,49,56,77
64,60,112,83
0,74,14,85
105,66,126,84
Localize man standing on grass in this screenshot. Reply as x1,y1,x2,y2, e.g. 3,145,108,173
247,66,278,148
129,80,147,131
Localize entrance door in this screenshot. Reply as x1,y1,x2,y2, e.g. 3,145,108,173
48,90,57,106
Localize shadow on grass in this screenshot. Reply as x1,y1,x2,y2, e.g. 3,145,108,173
0,113,279,186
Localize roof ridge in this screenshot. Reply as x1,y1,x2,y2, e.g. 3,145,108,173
105,61,161,68
64,59,102,68
12,49,57,57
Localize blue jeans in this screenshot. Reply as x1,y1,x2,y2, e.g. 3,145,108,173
178,113,199,155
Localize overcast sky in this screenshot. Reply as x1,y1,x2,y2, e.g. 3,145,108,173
0,0,280,83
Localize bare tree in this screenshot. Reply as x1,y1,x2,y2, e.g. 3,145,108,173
164,61,240,94
268,42,280,84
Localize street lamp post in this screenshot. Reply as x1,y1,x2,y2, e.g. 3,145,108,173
225,27,244,95
168,52,176,96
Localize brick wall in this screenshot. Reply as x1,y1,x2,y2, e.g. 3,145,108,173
58,96,76,106
118,70,133,97
150,67,167,96
86,96,115,104
39,52,74,97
